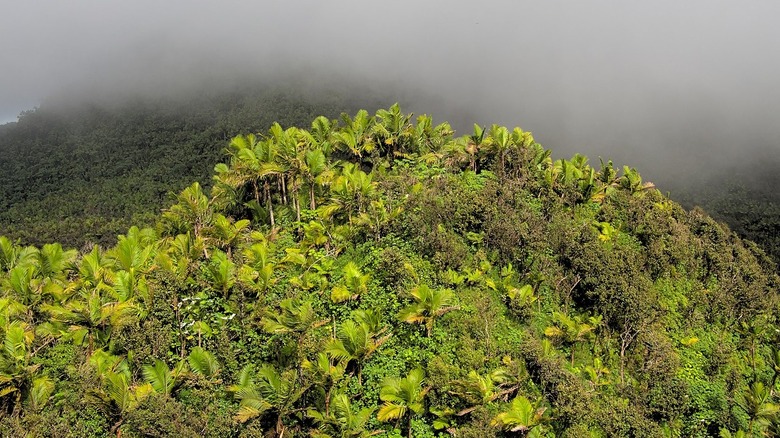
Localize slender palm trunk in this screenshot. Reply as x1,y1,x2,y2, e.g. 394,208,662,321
309,184,316,210
571,344,576,367
281,177,288,205
111,418,124,438
265,181,275,228
276,414,284,437
294,186,301,223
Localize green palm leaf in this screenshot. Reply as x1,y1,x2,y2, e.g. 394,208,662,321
27,376,55,411
142,359,174,395
188,347,219,379
4,321,29,362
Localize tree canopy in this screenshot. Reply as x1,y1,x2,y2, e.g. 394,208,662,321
0,105,778,437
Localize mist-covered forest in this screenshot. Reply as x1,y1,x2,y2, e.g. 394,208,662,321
1,89,778,272
0,86,386,248
0,99,778,437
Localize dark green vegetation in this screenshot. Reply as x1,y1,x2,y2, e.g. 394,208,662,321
668,167,780,274
0,87,379,248
1,106,779,437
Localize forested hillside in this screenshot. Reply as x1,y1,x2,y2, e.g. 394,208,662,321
2,90,779,276
0,106,777,437
668,167,780,273
0,87,380,248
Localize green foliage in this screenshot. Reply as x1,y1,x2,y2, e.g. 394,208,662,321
0,106,778,437
397,284,458,337
492,395,549,435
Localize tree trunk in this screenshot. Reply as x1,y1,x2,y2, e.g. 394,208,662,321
281,177,288,205
619,326,636,386
110,418,124,438
309,184,316,210
571,344,576,367
295,186,301,223
265,182,275,228
252,180,260,204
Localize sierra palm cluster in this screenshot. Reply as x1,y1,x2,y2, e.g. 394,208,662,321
0,105,778,437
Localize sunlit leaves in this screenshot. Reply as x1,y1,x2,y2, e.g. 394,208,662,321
188,347,220,379
397,284,457,336
377,368,428,424
491,395,548,434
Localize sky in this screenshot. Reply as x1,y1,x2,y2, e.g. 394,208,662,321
1,1,779,184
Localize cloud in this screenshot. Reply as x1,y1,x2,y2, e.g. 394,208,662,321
1,1,779,185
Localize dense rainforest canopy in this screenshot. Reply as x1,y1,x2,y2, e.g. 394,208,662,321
1,91,778,273
0,87,381,248
0,105,778,437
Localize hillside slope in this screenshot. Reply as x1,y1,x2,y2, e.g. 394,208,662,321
0,107,778,437
0,87,379,248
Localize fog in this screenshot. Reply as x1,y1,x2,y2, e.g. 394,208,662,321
2,1,779,187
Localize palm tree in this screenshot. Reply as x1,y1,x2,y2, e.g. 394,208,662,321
238,242,277,294
373,103,412,162
202,249,235,298
302,352,346,416
141,358,187,397
230,364,308,436
308,392,375,438
106,229,156,312
272,124,307,222
353,199,404,241
619,166,655,196
223,132,285,228
41,248,137,352
297,144,329,211
262,299,325,337
323,163,377,225
377,368,428,438
25,376,55,413
410,114,453,157
331,262,370,303
491,395,548,435
261,299,328,359
737,381,779,434
206,214,250,258
325,319,390,384
441,136,472,171
36,242,76,281
109,226,157,274
464,124,486,172
0,237,38,273
0,321,42,414
112,269,150,309
3,265,43,317
450,369,518,409
544,312,601,366
589,158,620,204
397,285,458,336
155,232,204,281
486,124,512,177
188,346,220,380
41,289,137,353
335,110,375,162
162,182,213,240
87,350,154,437
309,116,337,156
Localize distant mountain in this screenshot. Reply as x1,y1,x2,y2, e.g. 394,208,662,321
0,85,384,248
667,162,780,272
